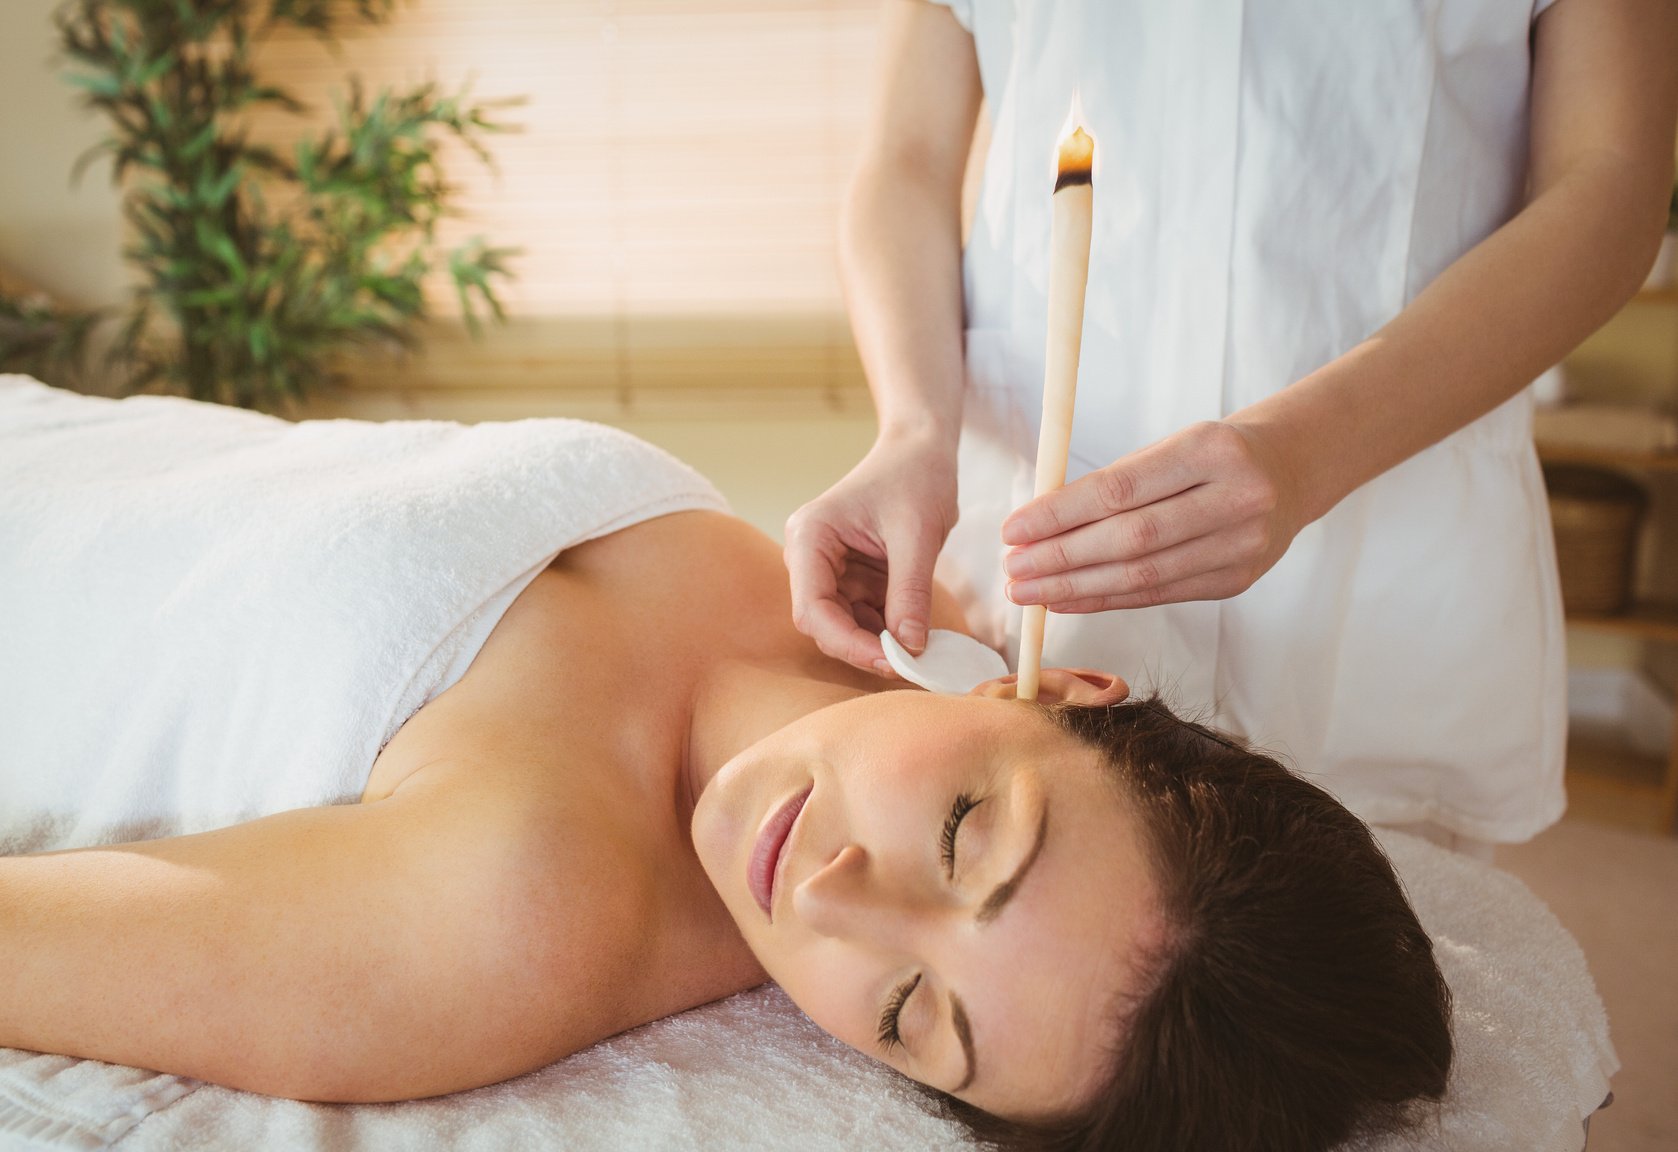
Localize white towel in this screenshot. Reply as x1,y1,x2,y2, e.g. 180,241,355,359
0,375,726,853
1354,830,1617,1152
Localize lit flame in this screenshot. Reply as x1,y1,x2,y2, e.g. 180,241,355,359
1055,92,1095,187
1057,91,1085,147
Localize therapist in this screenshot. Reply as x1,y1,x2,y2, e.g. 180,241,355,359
784,0,1678,851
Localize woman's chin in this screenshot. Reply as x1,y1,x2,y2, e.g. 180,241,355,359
690,746,768,907
689,786,734,895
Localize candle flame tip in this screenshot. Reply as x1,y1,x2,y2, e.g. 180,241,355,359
1056,124,1095,184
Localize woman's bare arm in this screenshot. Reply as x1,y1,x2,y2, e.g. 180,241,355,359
1233,0,1678,525
0,773,652,1102
840,0,980,447
783,0,982,668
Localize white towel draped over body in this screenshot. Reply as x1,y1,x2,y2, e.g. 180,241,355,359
0,377,1618,1151
0,374,726,853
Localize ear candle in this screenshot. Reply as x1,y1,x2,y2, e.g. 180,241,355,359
1017,118,1094,702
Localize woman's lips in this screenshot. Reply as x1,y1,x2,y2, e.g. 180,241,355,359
748,785,812,921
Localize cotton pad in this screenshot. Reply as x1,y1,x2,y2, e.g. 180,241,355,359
879,628,1009,695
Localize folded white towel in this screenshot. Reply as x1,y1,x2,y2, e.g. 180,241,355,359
0,375,725,854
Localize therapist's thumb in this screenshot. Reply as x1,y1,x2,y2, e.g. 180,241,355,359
883,524,940,656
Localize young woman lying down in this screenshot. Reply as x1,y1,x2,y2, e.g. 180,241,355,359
0,377,1450,1152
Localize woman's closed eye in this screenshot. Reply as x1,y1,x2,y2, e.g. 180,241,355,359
878,792,984,1055
877,971,921,1052
939,792,981,878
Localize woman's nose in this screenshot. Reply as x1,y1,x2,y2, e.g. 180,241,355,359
792,843,928,947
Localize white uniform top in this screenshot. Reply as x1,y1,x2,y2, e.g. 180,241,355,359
930,0,1567,842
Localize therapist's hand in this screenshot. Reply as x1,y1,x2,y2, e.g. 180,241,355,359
784,432,959,673
1001,420,1307,612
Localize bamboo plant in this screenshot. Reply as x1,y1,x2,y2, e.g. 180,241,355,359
3,0,518,408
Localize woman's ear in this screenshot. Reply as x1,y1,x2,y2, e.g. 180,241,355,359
970,668,1129,704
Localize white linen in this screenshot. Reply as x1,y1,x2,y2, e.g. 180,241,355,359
0,375,726,854
930,0,1567,843
0,832,1614,1152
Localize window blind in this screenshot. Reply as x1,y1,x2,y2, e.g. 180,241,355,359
252,0,898,411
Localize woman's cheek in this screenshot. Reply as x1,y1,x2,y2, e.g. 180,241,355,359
768,945,876,1053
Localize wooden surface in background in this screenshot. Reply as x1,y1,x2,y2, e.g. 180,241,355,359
302,313,870,417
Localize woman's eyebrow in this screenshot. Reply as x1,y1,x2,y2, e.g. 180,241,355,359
948,992,977,1092
975,803,1049,926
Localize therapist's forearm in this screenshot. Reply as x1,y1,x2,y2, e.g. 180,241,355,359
1230,157,1668,526
839,161,968,447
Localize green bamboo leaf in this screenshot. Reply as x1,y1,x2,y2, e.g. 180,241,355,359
65,71,122,98
203,163,242,209
179,121,217,161
209,233,247,279
133,51,176,88
248,85,306,114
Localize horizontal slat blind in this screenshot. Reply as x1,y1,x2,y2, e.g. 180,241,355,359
250,0,894,409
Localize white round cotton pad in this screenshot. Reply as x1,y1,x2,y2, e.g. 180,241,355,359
879,628,1010,696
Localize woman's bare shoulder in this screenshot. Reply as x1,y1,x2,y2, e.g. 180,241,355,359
553,507,782,588
364,763,757,1089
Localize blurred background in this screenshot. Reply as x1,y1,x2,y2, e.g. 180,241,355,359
0,0,921,534
0,2,1674,1147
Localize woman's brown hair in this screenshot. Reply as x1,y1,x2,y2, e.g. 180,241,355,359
933,695,1453,1152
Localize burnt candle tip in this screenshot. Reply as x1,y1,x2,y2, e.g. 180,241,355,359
1055,126,1094,192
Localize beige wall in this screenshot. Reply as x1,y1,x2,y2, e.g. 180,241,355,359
0,0,127,306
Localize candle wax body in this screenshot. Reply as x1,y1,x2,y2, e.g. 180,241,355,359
1017,180,1093,702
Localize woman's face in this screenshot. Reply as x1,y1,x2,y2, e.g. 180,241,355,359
691,677,1163,1122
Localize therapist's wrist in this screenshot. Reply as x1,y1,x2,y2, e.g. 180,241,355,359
1222,406,1342,533
874,412,962,459
1226,351,1401,527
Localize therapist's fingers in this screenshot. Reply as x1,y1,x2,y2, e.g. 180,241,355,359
836,558,888,616
881,520,941,655
785,526,888,671
785,516,840,623
1002,483,1230,581
808,597,890,669
1036,567,1252,614
1000,426,1216,546
852,599,887,637
1007,527,1261,606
